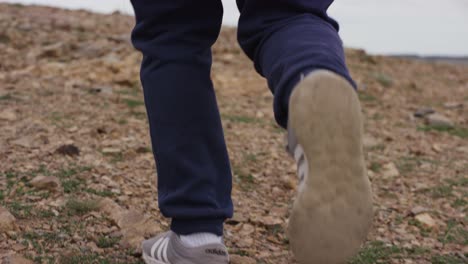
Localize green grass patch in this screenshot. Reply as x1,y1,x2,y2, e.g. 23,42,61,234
96,236,120,248
55,165,91,193
124,99,145,109
229,249,251,257
439,220,468,246
396,156,438,174
431,254,466,264
131,111,147,120
63,179,84,193
244,153,258,162
373,72,394,88
358,92,378,102
369,162,382,173
117,88,140,97
0,93,14,101
426,176,467,199
66,199,99,216
452,198,467,208
222,114,259,124
371,113,384,121
408,218,432,237
349,241,402,264
233,167,255,190
431,185,454,198
349,243,430,264
49,111,67,126
7,201,33,219
36,209,56,218
418,125,468,139
21,231,64,258
60,253,113,264
85,188,114,197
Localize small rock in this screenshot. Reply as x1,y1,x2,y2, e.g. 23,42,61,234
230,255,257,264
410,206,429,216
6,231,17,238
226,213,248,226
443,102,463,109
381,162,399,179
12,243,27,251
236,237,254,248
98,198,123,222
56,144,80,156
431,144,442,153
29,176,61,191
87,241,104,254
425,113,454,128
280,175,296,190
414,213,436,228
101,176,119,188
258,216,283,227
0,109,17,121
102,148,121,154
414,107,435,118
0,206,16,232
39,42,67,58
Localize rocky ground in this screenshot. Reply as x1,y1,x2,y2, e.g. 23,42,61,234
0,4,467,264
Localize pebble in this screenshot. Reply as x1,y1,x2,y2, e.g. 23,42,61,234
414,107,435,118
102,147,121,154
56,144,80,156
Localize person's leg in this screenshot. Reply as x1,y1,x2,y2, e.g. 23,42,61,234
131,0,232,238
236,0,355,128
236,1,373,263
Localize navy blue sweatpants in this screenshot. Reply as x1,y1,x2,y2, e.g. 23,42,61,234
130,0,355,236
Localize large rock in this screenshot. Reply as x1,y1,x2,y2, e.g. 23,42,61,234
425,113,454,128
0,206,16,232
98,198,161,253
3,255,34,264
29,176,61,191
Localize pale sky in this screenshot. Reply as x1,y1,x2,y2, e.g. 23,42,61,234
1,0,467,56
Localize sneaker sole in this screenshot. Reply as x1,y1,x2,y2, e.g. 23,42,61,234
142,253,166,264
288,70,373,264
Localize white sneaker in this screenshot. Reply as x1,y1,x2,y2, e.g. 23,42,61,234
287,70,373,264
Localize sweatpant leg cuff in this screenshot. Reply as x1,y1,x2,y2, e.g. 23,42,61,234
171,218,225,236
